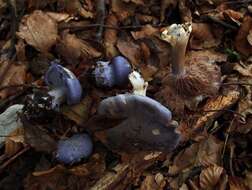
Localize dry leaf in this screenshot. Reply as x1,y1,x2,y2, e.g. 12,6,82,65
190,23,221,49
0,60,27,99
57,33,101,64
5,127,25,157
229,177,249,190
117,38,142,66
235,16,252,56
245,171,252,189
111,0,136,21
131,25,159,40
140,175,160,190
104,14,119,58
196,135,223,167
160,0,178,22
200,165,224,189
192,90,240,137
62,96,92,125
17,10,58,53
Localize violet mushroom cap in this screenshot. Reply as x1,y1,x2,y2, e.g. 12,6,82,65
93,56,131,88
56,134,93,164
44,62,82,109
97,94,180,152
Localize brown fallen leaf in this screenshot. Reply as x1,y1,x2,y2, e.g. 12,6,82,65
17,10,58,53
57,0,93,18
21,116,57,153
169,135,223,175
5,127,25,157
245,171,252,190
117,38,142,66
111,0,136,21
140,175,164,190
200,165,224,190
90,152,163,190
190,23,222,49
56,33,102,64
62,96,93,125
0,59,27,99
229,176,249,190
27,0,57,10
131,25,159,40
192,90,240,139
160,0,178,22
104,14,119,58
235,16,252,56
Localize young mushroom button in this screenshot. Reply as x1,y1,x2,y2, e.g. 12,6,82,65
44,62,82,110
93,56,132,88
97,71,180,152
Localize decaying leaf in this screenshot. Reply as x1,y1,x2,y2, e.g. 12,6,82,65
17,10,58,53
21,116,57,153
62,96,92,125
140,175,165,190
190,23,222,49
104,14,119,58
199,165,224,190
235,16,252,56
192,90,240,138
229,177,249,190
169,135,223,175
131,25,158,40
56,33,102,64
0,60,27,99
117,38,142,66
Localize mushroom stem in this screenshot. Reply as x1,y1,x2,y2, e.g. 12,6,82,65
161,23,192,76
48,88,66,109
171,38,188,76
129,71,148,96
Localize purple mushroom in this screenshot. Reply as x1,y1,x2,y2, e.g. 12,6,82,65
97,72,180,152
56,133,93,164
93,56,132,88
44,61,82,110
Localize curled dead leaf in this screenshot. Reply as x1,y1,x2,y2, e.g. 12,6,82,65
0,60,27,99
229,177,249,190
17,10,58,53
200,165,224,190
131,25,158,40
117,38,142,66
56,33,101,64
235,16,252,56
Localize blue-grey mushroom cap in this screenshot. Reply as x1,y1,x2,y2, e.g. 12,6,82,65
56,134,93,164
97,94,180,152
93,56,131,88
111,56,131,86
44,63,82,105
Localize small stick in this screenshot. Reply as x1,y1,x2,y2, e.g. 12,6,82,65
95,0,106,41
0,146,30,173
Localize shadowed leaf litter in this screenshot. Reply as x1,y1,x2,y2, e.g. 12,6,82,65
0,0,252,189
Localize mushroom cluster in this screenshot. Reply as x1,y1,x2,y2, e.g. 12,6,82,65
96,71,180,152
156,23,221,113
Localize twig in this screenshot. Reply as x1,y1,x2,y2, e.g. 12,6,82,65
201,15,238,30
59,23,167,31
95,0,106,41
221,119,234,163
0,84,46,91
0,146,30,173
200,109,245,120
222,82,252,86
0,90,26,110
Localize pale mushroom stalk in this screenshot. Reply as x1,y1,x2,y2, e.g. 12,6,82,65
48,87,66,109
161,23,192,76
129,71,148,96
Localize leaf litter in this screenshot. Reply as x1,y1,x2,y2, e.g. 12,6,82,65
0,0,252,189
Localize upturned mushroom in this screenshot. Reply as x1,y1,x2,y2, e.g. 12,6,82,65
96,71,180,152
93,56,132,88
157,23,221,112
44,61,82,110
